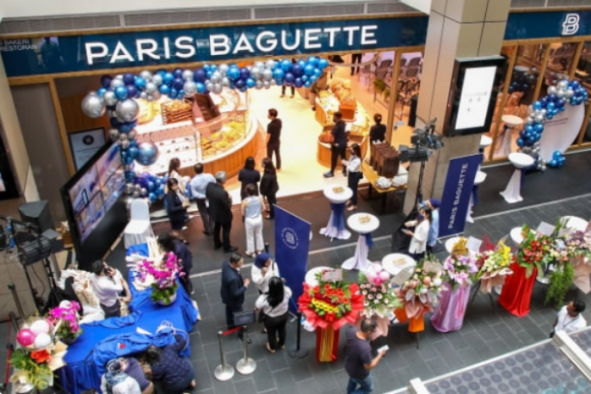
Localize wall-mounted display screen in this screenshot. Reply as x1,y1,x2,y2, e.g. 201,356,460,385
444,56,506,137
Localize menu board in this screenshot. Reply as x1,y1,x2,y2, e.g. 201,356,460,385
68,143,124,242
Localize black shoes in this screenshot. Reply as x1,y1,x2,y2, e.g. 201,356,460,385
224,246,238,253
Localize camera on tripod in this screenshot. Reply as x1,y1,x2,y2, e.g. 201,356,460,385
399,118,444,163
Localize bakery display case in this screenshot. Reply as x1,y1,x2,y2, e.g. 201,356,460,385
134,89,259,177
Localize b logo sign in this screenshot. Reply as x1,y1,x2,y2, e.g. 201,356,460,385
562,13,580,36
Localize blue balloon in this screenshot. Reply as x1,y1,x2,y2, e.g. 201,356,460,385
135,142,159,166
135,77,146,90
302,75,309,82
304,64,315,76
571,80,580,89
129,139,138,147
173,68,184,78
126,85,138,98
203,64,211,71
245,78,256,88
148,193,157,203
128,147,139,158
533,101,542,110
294,78,303,88
298,60,307,68
534,123,544,132
547,102,555,110
240,67,250,80
173,78,184,90
101,75,113,89
227,67,241,81
147,181,156,191
281,59,292,72
97,88,107,97
114,86,128,100
309,75,317,83
235,79,245,89
196,82,205,93
163,72,174,85
240,86,247,92
159,84,171,95
209,65,218,73
292,64,304,77
177,89,185,98
123,73,135,85
273,68,285,80
517,138,524,147
169,88,178,99
313,68,322,76
318,58,329,69
284,73,295,84
156,69,166,77
307,56,319,66
120,121,137,133
125,171,136,182
194,69,207,83
547,113,554,120
110,117,120,128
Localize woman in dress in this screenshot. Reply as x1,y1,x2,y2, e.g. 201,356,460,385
259,158,279,220
165,178,190,243
403,208,432,261
251,252,280,294
143,334,196,394
342,143,362,211
238,157,260,200
255,277,292,354
241,183,265,257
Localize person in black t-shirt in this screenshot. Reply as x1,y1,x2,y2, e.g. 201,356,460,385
324,112,348,178
369,113,386,143
266,108,282,170
344,319,387,394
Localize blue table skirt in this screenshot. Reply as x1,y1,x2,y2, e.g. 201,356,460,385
60,266,198,394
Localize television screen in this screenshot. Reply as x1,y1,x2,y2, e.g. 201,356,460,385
61,141,128,269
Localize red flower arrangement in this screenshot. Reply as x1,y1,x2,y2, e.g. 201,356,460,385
517,225,553,278
297,271,365,330
30,350,51,364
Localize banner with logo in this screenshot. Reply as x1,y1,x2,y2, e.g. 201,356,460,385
0,16,428,77
438,154,482,238
274,206,311,314
505,11,591,40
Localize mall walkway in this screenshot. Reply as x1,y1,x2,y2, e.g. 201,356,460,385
186,192,591,394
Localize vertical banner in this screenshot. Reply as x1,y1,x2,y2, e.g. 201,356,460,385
274,206,311,314
439,154,482,238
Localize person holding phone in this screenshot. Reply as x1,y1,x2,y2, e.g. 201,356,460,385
91,261,132,318
402,208,432,261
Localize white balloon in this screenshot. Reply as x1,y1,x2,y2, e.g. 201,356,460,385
81,93,105,118
115,74,123,80
210,71,222,83
547,86,557,95
565,89,574,98
110,79,125,89
34,333,52,350
139,70,152,81
251,67,260,79
262,69,273,81
147,94,154,102
221,77,230,87
145,82,157,94
263,81,271,89
266,60,276,70
152,74,163,86
254,61,265,70
218,64,229,75
121,139,130,149
183,81,198,96
115,99,140,122
558,80,568,89
139,92,148,100
30,320,50,335
182,69,193,81
103,90,118,107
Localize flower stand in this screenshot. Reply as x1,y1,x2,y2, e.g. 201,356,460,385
394,307,424,349
316,326,340,362
498,262,537,317
430,284,471,333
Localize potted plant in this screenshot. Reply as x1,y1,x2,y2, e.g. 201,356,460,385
47,301,83,345
136,252,185,305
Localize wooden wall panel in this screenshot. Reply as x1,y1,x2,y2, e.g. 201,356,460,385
59,94,110,134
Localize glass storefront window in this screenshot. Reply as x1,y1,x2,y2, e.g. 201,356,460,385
576,41,591,143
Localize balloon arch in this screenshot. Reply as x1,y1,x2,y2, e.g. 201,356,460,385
82,57,330,200
516,78,588,170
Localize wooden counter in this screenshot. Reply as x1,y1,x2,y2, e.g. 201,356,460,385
317,136,369,169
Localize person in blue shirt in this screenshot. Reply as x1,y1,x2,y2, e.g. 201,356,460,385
189,163,216,236
143,334,196,394
421,198,441,253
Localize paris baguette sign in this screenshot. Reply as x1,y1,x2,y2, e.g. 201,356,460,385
0,16,428,77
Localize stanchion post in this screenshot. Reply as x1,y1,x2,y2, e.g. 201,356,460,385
236,325,256,374
214,331,235,381
288,312,309,359
8,283,25,322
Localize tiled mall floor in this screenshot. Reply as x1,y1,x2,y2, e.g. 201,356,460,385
186,193,591,394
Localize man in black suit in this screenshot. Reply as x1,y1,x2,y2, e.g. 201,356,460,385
221,253,251,342
324,111,348,178
205,171,238,253
266,108,282,170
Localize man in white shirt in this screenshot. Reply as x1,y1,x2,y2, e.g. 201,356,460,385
91,261,132,318
552,300,587,336
189,163,216,236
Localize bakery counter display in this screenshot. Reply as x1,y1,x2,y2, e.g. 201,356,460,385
201,114,248,159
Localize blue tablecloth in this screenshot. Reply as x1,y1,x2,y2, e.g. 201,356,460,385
59,263,198,394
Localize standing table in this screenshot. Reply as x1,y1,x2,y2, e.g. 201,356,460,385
382,253,417,277
320,185,352,240
342,213,380,270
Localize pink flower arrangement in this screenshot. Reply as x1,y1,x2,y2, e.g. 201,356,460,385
443,254,478,289
137,252,184,305
47,301,82,340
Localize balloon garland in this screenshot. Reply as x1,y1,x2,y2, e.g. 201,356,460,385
517,78,588,170
81,57,330,201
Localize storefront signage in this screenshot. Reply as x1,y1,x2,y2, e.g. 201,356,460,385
438,154,481,238
0,16,428,78
505,11,591,40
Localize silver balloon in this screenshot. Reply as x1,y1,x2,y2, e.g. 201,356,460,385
263,81,271,89
182,69,193,81
218,64,229,75
128,130,137,140
270,79,277,86
81,93,105,118
121,139,130,149
115,74,123,80
103,90,118,106
152,74,163,86
110,78,125,89
255,80,263,89
134,185,142,192
262,69,273,81
125,183,134,194
140,187,147,196
139,92,148,100
547,86,557,95
251,67,261,79
526,117,534,124
140,70,152,81
254,61,264,70
540,109,547,116
145,82,158,94
132,190,140,198
119,133,128,141
557,88,566,98
147,95,154,102
265,60,276,70
210,71,222,83
206,82,213,91
183,81,198,96
558,80,568,90
221,77,230,87
535,114,544,123
109,128,119,140
565,89,574,98
212,83,223,94
116,99,140,122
